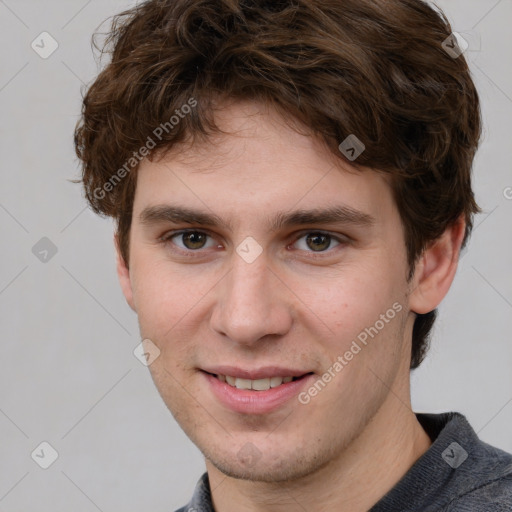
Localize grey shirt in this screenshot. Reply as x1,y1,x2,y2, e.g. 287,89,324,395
175,412,512,511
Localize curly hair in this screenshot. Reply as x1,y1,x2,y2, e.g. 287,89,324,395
75,0,481,369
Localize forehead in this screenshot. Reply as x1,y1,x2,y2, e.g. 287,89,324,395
133,101,395,225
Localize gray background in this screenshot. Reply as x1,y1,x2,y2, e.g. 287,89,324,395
0,0,511,510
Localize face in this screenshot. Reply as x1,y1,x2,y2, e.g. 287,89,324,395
119,101,417,482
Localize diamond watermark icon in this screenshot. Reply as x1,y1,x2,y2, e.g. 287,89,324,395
32,237,58,263
31,441,59,469
133,338,161,366
442,32,469,59
441,442,468,468
237,442,262,468
236,236,263,264
338,134,365,161
31,32,59,59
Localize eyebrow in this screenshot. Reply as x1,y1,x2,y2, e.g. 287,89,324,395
139,204,375,231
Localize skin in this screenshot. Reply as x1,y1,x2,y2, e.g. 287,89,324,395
116,100,465,512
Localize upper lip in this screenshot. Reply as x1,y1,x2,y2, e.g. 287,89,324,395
201,366,312,380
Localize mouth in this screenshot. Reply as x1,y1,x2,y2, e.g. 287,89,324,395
200,368,315,414
205,372,312,391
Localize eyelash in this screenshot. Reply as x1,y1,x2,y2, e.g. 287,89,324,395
158,229,348,259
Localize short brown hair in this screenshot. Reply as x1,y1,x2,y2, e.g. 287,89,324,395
75,0,481,369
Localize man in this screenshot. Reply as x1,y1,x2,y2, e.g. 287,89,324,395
75,0,512,510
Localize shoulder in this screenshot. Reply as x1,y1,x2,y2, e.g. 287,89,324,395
444,480,512,511
444,442,512,511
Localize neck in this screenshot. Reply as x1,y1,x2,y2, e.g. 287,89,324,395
206,380,431,512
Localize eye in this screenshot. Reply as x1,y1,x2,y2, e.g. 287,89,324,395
292,232,342,252
162,230,218,251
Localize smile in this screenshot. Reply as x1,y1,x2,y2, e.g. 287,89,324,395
202,369,315,414
216,374,299,391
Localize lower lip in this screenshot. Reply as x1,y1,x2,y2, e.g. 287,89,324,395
203,372,314,414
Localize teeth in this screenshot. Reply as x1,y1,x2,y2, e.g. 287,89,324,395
217,374,297,390
235,378,252,390
270,376,283,388
252,378,270,391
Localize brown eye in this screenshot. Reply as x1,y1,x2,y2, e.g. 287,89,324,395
180,232,208,250
305,233,333,251
163,230,216,251
160,229,221,258
292,232,343,253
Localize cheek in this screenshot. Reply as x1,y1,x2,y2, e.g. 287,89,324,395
293,263,400,338
130,256,181,334
130,254,218,341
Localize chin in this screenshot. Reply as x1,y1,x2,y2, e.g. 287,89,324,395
203,441,336,483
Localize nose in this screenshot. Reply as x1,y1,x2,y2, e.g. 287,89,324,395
209,255,293,347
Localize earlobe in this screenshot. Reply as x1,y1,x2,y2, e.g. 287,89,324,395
114,234,136,312
409,216,466,315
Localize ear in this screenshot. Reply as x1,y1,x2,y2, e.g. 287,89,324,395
409,216,466,314
115,234,136,312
